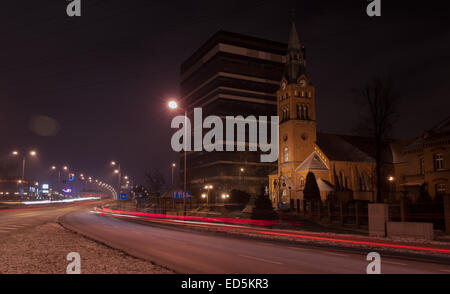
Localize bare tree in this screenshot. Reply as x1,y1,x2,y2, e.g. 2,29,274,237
357,76,398,203
145,169,166,196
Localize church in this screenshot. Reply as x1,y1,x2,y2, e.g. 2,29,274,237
268,22,449,212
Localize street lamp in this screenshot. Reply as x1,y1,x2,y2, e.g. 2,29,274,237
221,193,230,204
171,162,176,188
11,150,37,180
50,165,69,194
110,161,121,200
168,99,188,215
203,185,213,205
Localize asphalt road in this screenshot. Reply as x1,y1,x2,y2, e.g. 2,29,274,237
0,203,102,235
58,206,450,274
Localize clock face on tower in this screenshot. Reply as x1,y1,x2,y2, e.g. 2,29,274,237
281,81,287,90
300,79,306,87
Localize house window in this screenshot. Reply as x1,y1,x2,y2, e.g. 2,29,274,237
284,146,289,162
434,154,444,171
436,184,446,195
420,158,425,175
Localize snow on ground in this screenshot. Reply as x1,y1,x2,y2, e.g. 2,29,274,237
0,223,173,274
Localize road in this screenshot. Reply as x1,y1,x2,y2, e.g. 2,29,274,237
0,202,102,235
58,206,450,274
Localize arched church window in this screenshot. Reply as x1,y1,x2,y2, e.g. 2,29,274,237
300,176,305,187
300,105,305,120
305,104,310,120
284,146,289,162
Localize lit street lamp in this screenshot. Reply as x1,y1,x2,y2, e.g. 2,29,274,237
171,162,176,188
111,161,122,200
11,150,37,180
168,99,188,215
50,165,69,193
203,185,213,206
221,193,230,204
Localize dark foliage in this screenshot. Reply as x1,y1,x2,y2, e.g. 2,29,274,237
251,186,278,220
230,189,251,205
304,172,321,202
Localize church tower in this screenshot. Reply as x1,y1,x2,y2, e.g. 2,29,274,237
277,22,317,179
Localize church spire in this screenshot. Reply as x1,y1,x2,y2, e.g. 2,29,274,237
283,21,307,84
288,21,301,51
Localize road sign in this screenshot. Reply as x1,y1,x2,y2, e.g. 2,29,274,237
172,190,191,199
119,193,127,200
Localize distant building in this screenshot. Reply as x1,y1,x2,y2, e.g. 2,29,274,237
0,179,32,200
393,117,449,201
180,30,287,198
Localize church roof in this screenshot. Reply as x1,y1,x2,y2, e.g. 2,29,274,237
316,133,395,163
317,178,334,192
295,151,329,172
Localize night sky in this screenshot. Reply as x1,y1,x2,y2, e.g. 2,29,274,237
0,0,449,186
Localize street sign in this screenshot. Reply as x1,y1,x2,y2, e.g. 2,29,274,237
119,193,127,200
68,173,75,182
172,190,191,199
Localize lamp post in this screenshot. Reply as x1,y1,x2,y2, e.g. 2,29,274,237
171,162,176,188
168,99,188,216
51,165,69,196
111,161,121,200
204,185,213,206
221,193,230,205
12,150,37,181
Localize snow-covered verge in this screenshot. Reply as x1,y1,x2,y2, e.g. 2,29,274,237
0,223,173,274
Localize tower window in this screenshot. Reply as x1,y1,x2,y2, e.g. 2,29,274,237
308,91,312,98
300,176,305,188
284,146,289,162
434,154,444,171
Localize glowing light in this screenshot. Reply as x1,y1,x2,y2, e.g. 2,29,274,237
388,176,395,182
201,193,207,199
23,197,101,205
29,150,37,156
12,151,19,156
168,100,178,110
